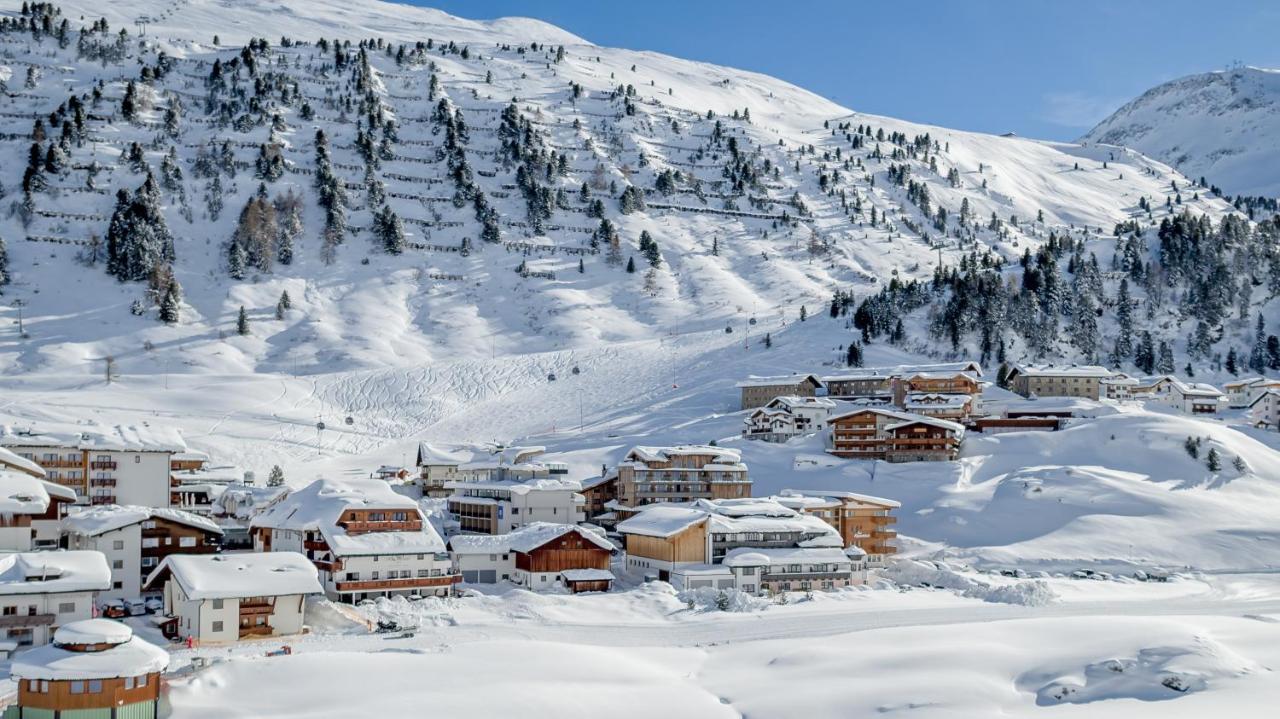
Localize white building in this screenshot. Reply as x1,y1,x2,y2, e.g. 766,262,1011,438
742,395,837,442
1247,389,1280,429
616,498,866,595
1224,377,1280,408
145,552,321,645
0,551,111,648
0,424,187,508
447,478,585,535
449,522,615,591
251,478,458,603
0,468,78,551
62,505,223,599
1136,376,1225,415
1099,373,1139,401
169,463,250,515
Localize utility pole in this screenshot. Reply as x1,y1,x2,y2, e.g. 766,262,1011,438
12,299,25,337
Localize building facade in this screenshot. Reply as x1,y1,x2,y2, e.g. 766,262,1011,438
735,375,824,410
450,523,615,592
0,552,110,648
827,409,964,462
63,505,223,599
1006,365,1114,399
614,446,751,508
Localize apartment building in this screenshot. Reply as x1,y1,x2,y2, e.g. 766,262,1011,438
614,445,751,508
0,466,76,551
769,490,900,566
251,478,458,602
616,498,866,594
735,374,824,410
447,478,585,534
827,408,964,462
1005,365,1115,399
62,505,222,599
742,395,837,442
449,523,615,593
0,551,111,648
0,425,186,508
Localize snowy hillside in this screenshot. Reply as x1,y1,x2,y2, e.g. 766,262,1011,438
0,0,1246,378
1084,67,1280,198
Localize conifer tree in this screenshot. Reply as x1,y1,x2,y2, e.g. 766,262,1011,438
1206,447,1221,472
267,464,285,487
374,204,406,255
159,284,180,324
236,306,250,336
1250,314,1268,373
625,256,636,273
0,235,8,289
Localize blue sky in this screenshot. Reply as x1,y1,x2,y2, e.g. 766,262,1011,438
410,0,1280,141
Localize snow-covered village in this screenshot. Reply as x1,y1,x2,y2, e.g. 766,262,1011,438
0,0,1279,716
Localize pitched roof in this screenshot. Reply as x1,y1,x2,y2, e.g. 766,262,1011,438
722,546,856,567
0,446,45,478
0,470,75,515
823,361,984,382
0,423,187,453
735,373,823,389
1009,364,1113,378
616,499,841,541
146,552,322,600
251,478,445,556
449,522,613,554
0,551,111,595
623,445,744,467
62,505,223,537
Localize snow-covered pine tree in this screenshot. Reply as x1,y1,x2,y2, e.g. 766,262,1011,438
1250,314,1268,373
236,306,250,336
374,204,406,255
159,284,180,324
267,464,285,487
0,235,8,289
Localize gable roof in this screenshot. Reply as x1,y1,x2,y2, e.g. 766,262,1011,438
62,505,223,537
145,552,322,599
765,395,837,411
735,374,823,389
0,471,75,515
1008,364,1113,379
251,478,445,556
623,445,744,467
777,489,902,509
449,522,613,555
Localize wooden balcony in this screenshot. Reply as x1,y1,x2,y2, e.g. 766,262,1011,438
871,515,897,525
89,460,118,470
42,459,84,469
334,574,460,593
338,520,423,534
0,613,54,628
239,624,274,638
312,558,344,572
303,539,330,551
90,478,117,487
238,602,273,615
90,495,116,505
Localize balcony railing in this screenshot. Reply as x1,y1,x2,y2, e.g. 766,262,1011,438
0,613,54,628
39,459,83,469
338,520,423,533
90,496,116,505
90,478,117,487
334,574,460,593
238,603,273,615
239,624,274,638
89,461,118,470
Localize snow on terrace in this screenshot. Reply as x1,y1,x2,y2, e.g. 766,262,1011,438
616,498,841,545
0,551,111,595
61,505,223,537
252,477,446,556
449,522,613,555
11,619,168,682
148,552,322,601
721,545,864,567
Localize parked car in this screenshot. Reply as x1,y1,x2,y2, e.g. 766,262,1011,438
145,597,164,613
100,599,127,619
126,599,147,616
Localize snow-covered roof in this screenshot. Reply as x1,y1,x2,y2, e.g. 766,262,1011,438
0,551,111,595
0,423,187,453
147,552,322,600
823,361,984,382
416,442,471,466
0,445,45,478
170,464,245,485
722,546,855,567
0,471,74,515
446,477,583,494
252,478,445,556
171,450,211,462
884,415,966,434
11,620,168,681
735,374,823,388
779,489,901,509
1247,388,1280,407
903,392,972,409
1223,376,1272,389
1009,364,1114,378
560,568,614,582
764,395,837,411
828,407,964,433
623,445,744,467
450,522,614,555
617,499,840,542
62,505,223,537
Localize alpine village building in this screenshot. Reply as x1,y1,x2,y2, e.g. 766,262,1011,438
449,523,615,593
614,446,751,507
6,619,169,719
145,552,322,644
251,478,459,602
827,408,964,462
62,506,223,599
0,551,111,649
0,451,78,551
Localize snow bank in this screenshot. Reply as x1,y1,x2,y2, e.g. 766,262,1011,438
883,559,1058,606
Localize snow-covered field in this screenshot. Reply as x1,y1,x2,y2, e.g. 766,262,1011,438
0,0,1278,716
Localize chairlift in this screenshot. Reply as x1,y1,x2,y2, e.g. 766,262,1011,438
344,416,354,426
725,325,734,334
748,317,757,326
548,372,557,381
571,366,580,375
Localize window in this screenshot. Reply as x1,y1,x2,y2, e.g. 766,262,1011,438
112,581,123,590
1,607,13,616
112,540,125,550
510,507,519,515
212,599,224,610
371,571,379,580
70,681,86,694
212,621,224,632
142,557,157,568
137,674,147,688
142,538,159,549
58,602,75,614
112,559,124,570
125,676,136,690
134,455,140,463
417,570,429,577
88,680,102,693
345,572,359,581
180,536,196,548
741,567,756,576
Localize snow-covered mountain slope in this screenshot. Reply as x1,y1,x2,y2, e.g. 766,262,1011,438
1084,67,1280,197
0,0,1241,377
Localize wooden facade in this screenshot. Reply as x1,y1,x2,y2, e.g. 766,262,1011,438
616,451,750,507
514,531,611,573
15,673,163,714
828,410,961,463
623,522,707,568
738,376,823,409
